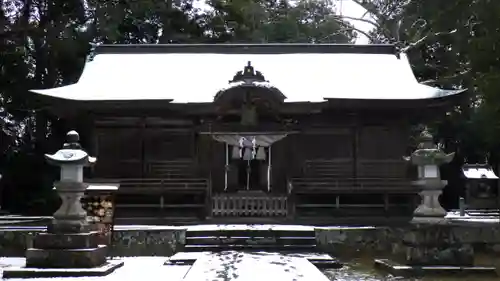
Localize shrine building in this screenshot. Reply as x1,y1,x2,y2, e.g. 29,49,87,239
29,43,466,224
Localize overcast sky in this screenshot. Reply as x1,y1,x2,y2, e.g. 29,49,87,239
337,0,373,43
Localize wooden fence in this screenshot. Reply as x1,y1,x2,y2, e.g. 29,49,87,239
212,192,287,217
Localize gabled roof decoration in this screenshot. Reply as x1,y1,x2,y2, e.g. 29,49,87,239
229,61,268,83
29,44,466,103
213,61,286,105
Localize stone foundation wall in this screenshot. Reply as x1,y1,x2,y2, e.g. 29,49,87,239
0,226,186,257
315,223,500,259
2,223,499,259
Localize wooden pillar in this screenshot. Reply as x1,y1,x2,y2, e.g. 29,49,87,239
192,127,198,171
139,117,146,178
207,122,214,218
74,112,95,178
86,114,96,156
352,113,359,179
86,114,97,178
384,193,389,213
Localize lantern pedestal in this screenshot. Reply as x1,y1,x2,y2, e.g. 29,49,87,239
411,179,448,223
47,181,89,234
24,181,109,269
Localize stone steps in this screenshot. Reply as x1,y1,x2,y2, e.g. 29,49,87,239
184,227,317,253
184,244,316,252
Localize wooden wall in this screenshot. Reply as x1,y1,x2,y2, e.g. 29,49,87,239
94,128,142,178
297,129,353,159
89,111,412,182
92,123,195,178
289,123,410,179
143,129,194,160
357,126,409,178
358,126,407,159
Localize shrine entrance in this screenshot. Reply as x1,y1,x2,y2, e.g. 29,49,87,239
209,133,289,217
236,158,264,191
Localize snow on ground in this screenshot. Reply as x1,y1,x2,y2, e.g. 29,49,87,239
1,253,331,281
0,257,190,281
186,224,314,232
182,251,329,281
445,212,500,224
114,225,184,231
315,226,376,230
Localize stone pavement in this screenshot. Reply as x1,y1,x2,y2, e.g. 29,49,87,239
182,251,329,281
1,252,329,281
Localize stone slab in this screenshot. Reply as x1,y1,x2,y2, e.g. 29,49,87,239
33,231,101,249
183,251,329,281
2,259,124,278
374,259,498,277
26,244,107,268
164,251,212,265
164,251,341,268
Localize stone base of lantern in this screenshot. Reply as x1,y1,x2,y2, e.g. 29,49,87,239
32,231,101,252
412,189,447,222
2,231,123,278
374,224,498,277
26,230,108,268
26,245,108,268
411,216,447,224
2,260,124,279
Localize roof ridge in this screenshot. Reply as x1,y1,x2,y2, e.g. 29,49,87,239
92,43,398,56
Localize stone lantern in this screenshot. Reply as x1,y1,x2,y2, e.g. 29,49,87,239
44,130,96,233
6,131,124,277
404,129,454,222
17,131,124,277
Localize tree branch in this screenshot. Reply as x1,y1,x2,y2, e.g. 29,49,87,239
400,29,457,53
420,69,471,85
334,21,375,42
331,15,380,28
350,0,382,19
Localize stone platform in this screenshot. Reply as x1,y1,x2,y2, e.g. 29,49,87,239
0,225,186,257
1,221,500,258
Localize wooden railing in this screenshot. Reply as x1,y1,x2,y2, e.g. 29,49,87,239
212,192,287,217
89,178,208,193
357,159,409,178
87,177,209,220
94,159,199,179
303,158,354,177
290,177,415,193
146,159,197,178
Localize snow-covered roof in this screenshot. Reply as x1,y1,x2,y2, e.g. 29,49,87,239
462,164,499,179
30,44,465,103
